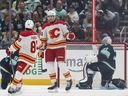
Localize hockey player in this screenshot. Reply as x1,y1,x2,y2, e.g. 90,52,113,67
0,50,19,89
6,20,43,94
76,34,127,89
77,34,115,89
40,10,75,91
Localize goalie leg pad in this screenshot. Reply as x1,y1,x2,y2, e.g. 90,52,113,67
76,80,92,89
111,78,127,89
1,70,11,89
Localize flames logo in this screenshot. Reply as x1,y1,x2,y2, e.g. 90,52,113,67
49,28,60,39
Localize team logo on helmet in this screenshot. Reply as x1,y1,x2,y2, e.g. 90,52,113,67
25,20,34,29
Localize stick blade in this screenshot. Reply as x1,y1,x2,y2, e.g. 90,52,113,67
42,69,47,72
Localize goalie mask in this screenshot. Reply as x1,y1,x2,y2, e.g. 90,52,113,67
102,36,112,45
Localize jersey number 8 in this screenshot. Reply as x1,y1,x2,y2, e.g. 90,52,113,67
30,41,37,53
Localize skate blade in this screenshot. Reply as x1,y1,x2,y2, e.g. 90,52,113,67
48,88,58,93
65,89,71,93
8,90,22,96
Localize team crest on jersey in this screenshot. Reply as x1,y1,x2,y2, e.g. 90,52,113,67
49,28,60,39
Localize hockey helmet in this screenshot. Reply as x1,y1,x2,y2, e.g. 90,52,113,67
25,20,34,29
47,10,56,16
101,33,112,44
101,33,109,40
102,36,112,44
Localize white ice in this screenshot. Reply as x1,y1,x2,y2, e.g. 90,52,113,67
0,85,128,96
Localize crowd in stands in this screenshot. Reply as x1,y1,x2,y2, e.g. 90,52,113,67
0,0,128,49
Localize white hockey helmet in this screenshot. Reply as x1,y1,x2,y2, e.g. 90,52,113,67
25,20,34,29
47,10,56,16
47,10,56,22
102,36,112,44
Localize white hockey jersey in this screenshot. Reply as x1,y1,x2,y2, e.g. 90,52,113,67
9,30,43,65
41,20,69,49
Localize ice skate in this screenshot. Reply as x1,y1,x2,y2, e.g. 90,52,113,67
8,84,22,94
48,82,58,92
65,79,72,91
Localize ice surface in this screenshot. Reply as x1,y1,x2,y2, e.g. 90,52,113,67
0,85,128,96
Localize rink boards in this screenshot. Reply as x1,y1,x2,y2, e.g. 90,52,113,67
0,43,127,87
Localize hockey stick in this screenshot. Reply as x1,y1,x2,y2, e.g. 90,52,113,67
9,55,15,78
56,63,60,87
37,56,47,72
40,57,47,72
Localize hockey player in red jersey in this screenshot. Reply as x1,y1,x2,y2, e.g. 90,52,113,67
40,10,75,91
6,20,43,94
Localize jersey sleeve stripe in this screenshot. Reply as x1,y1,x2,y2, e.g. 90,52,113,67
40,38,47,43
12,42,21,50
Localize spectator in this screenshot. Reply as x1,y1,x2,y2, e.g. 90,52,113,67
25,0,41,13
96,9,120,39
67,5,79,23
43,0,53,12
34,5,47,25
1,32,10,49
63,15,73,31
1,14,14,49
1,1,16,20
12,0,20,12
31,11,42,34
16,0,31,20
84,24,92,42
100,0,121,14
71,21,85,41
79,1,92,29
61,0,68,10
52,0,67,20
69,0,86,14
13,13,25,35
1,15,11,35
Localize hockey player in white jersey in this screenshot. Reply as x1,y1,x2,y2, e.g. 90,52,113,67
40,10,75,91
6,20,43,94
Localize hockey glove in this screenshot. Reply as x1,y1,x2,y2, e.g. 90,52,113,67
66,32,76,40
38,50,44,58
6,48,12,56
